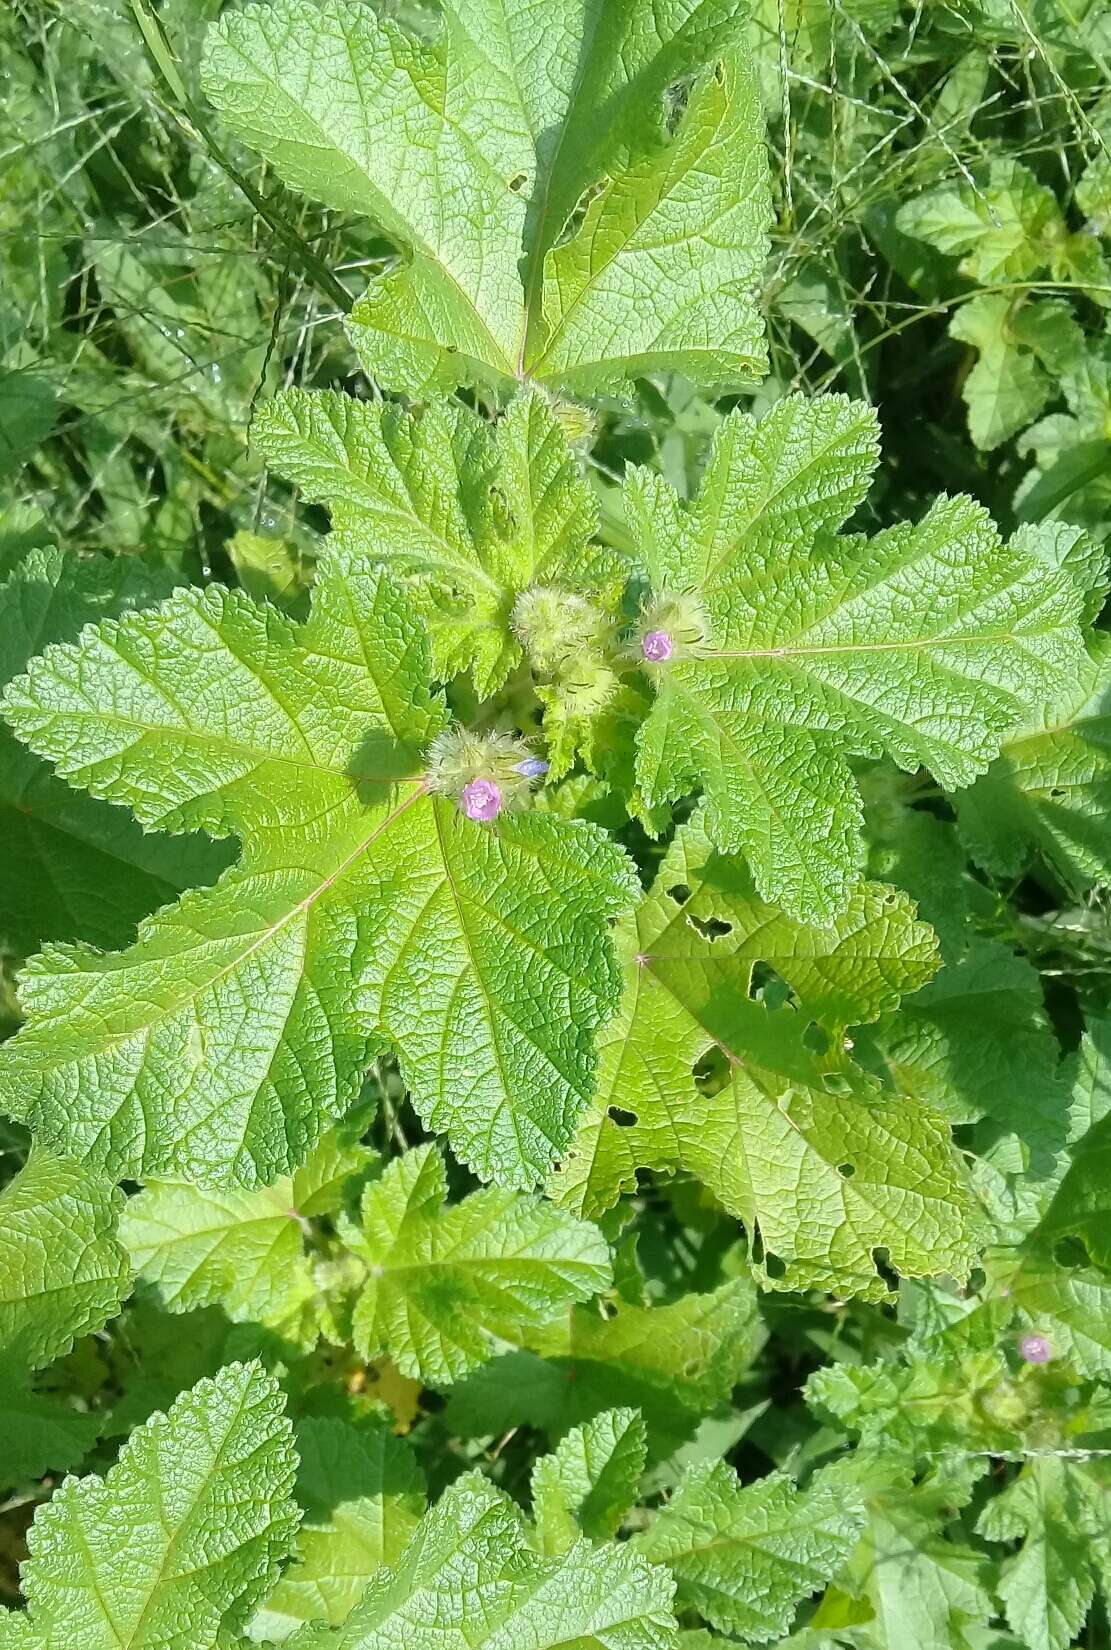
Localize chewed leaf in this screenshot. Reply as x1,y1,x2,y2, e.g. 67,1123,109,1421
551,815,976,1298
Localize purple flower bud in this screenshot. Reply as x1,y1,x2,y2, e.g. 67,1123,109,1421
642,629,673,663
1019,1333,1052,1365
461,779,502,822
515,757,550,779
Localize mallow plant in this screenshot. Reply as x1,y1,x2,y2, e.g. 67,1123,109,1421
1,4,1110,1650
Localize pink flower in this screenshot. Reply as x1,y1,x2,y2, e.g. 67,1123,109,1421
1019,1333,1052,1364
642,629,673,663
461,779,502,822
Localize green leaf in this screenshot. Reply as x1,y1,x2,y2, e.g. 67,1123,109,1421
628,395,1085,920
447,1277,762,1459
551,816,976,1299
0,1380,102,1490
10,1361,298,1650
948,297,1083,452
251,1416,426,1642
896,160,1066,284
635,1462,864,1642
345,1143,611,1384
202,0,770,397
1037,1113,1111,1269
814,1458,995,1650
0,546,230,956
252,389,626,696
0,553,637,1189
976,1457,1110,1650
0,1147,129,1372
285,1469,676,1650
121,1130,373,1344
864,937,1068,1167
531,1407,647,1554
957,632,1111,892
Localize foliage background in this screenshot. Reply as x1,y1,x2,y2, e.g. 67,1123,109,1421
1,1,1110,1647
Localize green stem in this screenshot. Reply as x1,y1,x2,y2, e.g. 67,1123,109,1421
127,0,354,315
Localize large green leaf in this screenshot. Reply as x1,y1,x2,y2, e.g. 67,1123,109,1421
628,395,1088,920
202,0,770,397
0,554,636,1189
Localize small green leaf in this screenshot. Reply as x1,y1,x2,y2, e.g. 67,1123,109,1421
285,1469,677,1650
0,1147,129,1373
346,1143,611,1384
977,1457,1108,1650
531,1407,647,1554
447,1278,763,1459
121,1131,373,1343
958,632,1111,892
253,389,625,696
251,1416,426,1642
0,546,230,957
635,1461,864,1642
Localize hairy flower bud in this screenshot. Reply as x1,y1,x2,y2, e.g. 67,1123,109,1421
636,591,709,663
512,586,607,676
426,726,548,821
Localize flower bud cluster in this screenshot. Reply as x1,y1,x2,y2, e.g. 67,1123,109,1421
512,585,619,722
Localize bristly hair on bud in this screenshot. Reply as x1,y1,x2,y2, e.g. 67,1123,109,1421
426,726,548,821
635,591,710,664
511,586,608,676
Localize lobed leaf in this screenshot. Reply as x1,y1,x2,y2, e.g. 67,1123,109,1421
551,815,975,1298
11,1361,298,1650
251,1416,426,1642
635,1461,864,1642
0,546,230,957
286,1469,677,1650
